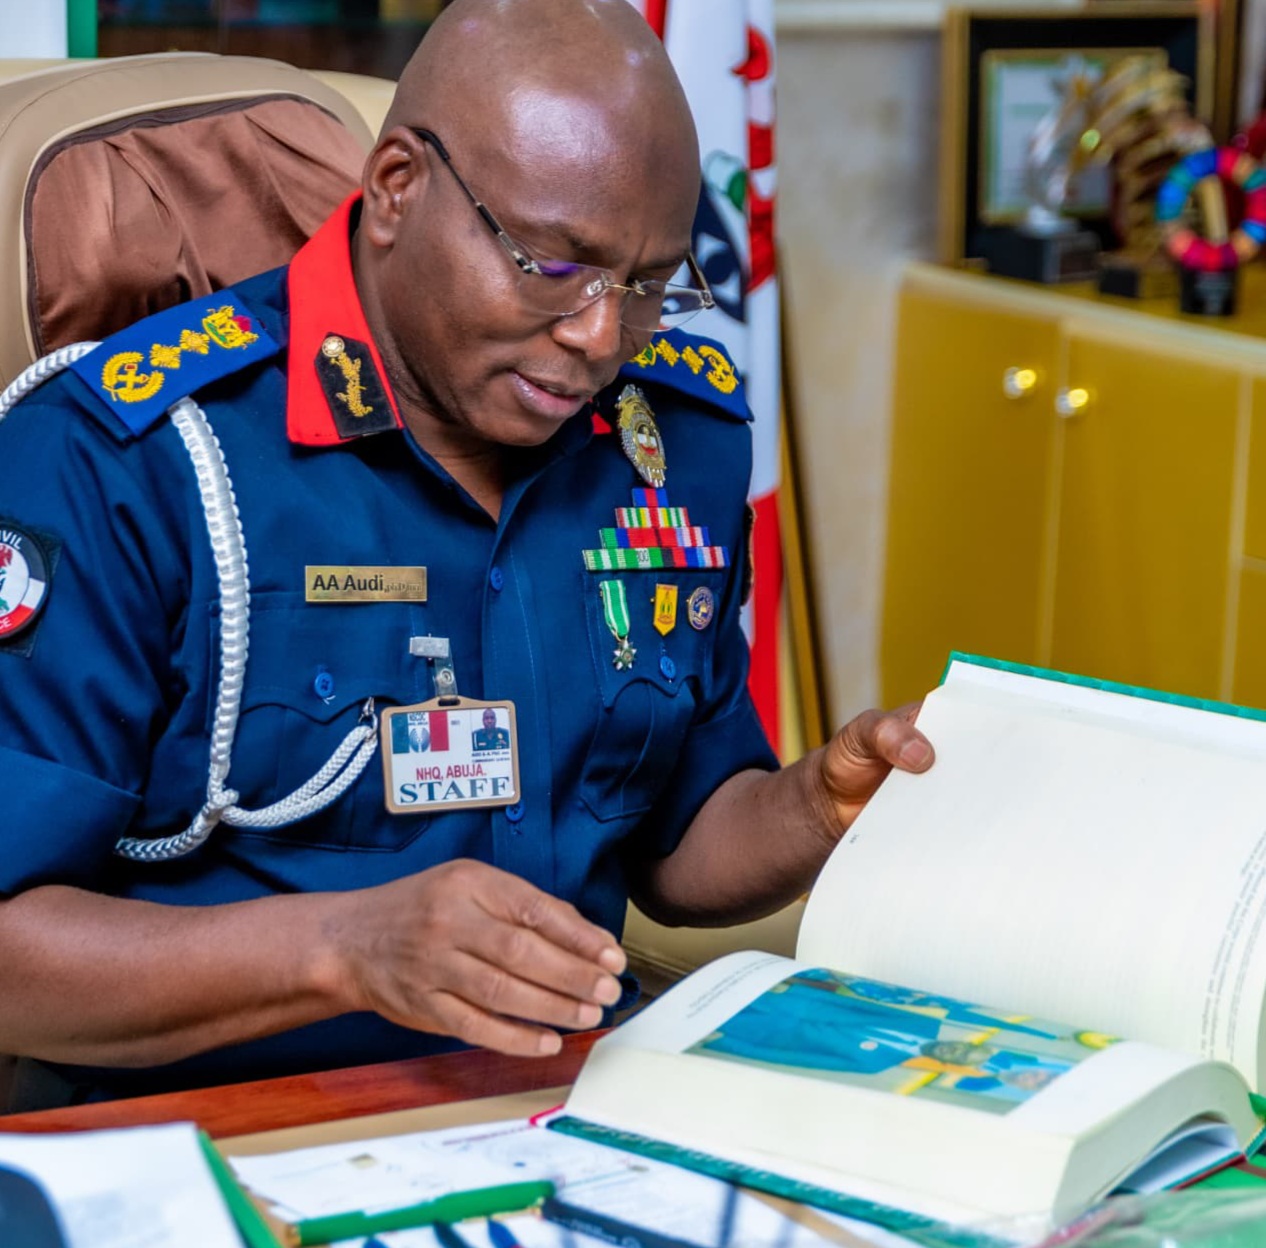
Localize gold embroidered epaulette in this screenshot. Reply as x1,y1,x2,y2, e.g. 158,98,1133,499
617,327,749,422
69,291,279,437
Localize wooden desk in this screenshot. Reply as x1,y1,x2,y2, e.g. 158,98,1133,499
0,1031,601,1139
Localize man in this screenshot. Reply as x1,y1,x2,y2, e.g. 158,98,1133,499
0,0,932,1105
472,709,510,753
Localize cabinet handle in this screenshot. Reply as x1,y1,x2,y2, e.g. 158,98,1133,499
1002,366,1039,400
1055,387,1091,418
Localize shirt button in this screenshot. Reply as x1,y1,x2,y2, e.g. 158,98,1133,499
659,655,676,680
505,801,525,823
313,669,335,698
489,566,505,592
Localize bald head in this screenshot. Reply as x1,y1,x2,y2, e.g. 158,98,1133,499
382,0,698,188
354,0,705,458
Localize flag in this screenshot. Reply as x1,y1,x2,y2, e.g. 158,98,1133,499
630,0,784,755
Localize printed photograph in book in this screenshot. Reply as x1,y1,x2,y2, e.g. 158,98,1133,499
691,969,1117,1114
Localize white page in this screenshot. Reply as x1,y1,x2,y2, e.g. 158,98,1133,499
0,1122,240,1248
240,1115,871,1248
798,668,1266,1087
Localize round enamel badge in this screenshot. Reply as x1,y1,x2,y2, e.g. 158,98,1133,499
0,525,51,639
687,586,715,631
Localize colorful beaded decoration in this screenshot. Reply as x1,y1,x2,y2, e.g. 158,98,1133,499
1156,146,1266,272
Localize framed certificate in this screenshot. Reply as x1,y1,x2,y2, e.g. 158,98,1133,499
939,4,1213,266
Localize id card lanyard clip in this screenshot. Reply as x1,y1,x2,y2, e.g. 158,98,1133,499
387,638,519,814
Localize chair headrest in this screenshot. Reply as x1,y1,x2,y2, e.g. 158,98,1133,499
0,53,376,387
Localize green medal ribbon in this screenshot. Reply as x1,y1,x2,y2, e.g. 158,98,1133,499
599,580,636,670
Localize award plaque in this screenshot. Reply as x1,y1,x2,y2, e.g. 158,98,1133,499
985,59,1100,283
1073,57,1209,300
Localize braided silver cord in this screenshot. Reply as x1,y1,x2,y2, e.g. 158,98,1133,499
115,397,380,861
0,342,100,422
0,343,381,862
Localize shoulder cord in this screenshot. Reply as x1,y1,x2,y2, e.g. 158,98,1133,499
0,346,380,861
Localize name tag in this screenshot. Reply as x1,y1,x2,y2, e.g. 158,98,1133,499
305,565,427,602
381,698,519,813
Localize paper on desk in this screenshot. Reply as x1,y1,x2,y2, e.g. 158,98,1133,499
0,1121,241,1248
333,1208,924,1248
233,1116,923,1248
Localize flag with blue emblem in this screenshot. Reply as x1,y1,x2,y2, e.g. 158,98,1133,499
630,0,786,756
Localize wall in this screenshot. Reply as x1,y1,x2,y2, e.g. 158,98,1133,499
776,24,940,722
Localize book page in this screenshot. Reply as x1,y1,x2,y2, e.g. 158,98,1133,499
0,1122,241,1248
797,667,1266,1088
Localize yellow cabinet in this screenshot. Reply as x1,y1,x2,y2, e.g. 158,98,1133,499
882,288,1056,702
882,265,1261,709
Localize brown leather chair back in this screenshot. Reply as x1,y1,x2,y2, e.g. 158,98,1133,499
0,53,374,387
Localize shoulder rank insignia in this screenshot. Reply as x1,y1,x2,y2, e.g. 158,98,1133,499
616,385,666,488
69,292,279,438
617,327,750,422
315,334,397,439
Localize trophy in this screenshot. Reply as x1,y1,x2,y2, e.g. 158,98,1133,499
1155,146,1266,316
987,59,1101,283
1073,57,1211,299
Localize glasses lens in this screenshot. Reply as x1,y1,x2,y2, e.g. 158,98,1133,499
515,260,601,318
513,257,708,334
652,287,708,331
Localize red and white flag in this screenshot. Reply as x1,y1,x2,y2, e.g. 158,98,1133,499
631,0,784,754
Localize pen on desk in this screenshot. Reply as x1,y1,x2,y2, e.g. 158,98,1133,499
434,1223,478,1248
487,1218,525,1248
291,1179,555,1247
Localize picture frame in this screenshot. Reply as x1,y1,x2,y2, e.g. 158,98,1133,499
938,4,1216,267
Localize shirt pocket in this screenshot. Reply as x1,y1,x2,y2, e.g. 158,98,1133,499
579,571,719,822
215,592,431,851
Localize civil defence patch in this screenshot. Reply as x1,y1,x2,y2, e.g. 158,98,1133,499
0,523,51,641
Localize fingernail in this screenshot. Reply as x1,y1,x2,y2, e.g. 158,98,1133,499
538,1031,562,1055
578,1003,604,1028
598,946,626,974
898,738,932,769
595,975,622,1006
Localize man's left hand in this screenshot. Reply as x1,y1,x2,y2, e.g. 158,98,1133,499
816,704,934,838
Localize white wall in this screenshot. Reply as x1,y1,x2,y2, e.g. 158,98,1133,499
776,25,940,721
1,0,66,56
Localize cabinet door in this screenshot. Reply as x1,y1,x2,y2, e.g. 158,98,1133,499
881,286,1057,706
1231,379,1266,709
1051,332,1239,699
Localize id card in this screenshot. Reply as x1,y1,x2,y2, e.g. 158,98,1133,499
380,697,519,814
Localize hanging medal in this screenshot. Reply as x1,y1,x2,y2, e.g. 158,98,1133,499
616,384,666,488
599,579,637,670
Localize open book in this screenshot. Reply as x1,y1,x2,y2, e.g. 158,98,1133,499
558,655,1266,1243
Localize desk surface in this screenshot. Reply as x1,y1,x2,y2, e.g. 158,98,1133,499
0,1031,601,1139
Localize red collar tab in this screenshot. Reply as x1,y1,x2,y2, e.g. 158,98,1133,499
286,193,402,446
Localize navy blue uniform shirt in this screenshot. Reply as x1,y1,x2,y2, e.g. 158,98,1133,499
0,196,777,1098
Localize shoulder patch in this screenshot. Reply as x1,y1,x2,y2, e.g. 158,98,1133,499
618,328,750,422
68,291,280,438
0,519,60,658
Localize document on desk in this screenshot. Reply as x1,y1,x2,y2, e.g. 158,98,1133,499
231,1117,921,1248
0,1121,241,1248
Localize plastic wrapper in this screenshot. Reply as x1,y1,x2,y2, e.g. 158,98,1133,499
980,1191,1266,1248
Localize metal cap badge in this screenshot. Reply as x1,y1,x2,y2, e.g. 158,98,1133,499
616,384,666,488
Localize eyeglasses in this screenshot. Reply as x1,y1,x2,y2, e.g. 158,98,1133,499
410,127,715,336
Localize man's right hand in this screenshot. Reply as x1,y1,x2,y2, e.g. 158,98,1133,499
324,859,627,1056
